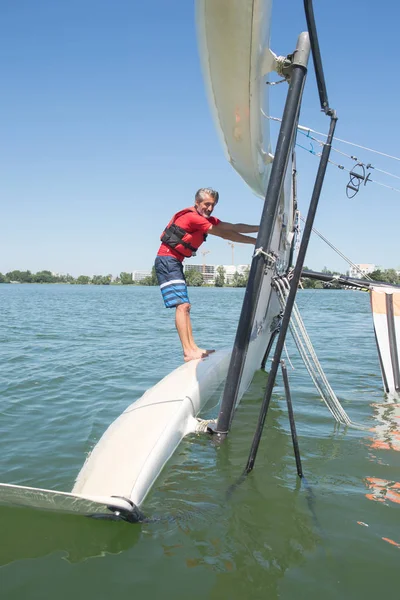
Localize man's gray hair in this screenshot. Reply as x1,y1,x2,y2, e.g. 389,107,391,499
195,188,219,203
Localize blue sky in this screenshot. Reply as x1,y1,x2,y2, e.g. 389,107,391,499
1,0,399,276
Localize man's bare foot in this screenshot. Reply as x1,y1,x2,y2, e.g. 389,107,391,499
184,349,208,362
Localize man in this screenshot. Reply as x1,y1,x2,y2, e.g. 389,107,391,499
155,187,259,362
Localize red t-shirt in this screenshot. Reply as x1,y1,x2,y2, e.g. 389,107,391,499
157,208,220,262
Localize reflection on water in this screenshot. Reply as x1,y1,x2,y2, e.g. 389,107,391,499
365,478,400,505
369,400,400,452
365,398,400,508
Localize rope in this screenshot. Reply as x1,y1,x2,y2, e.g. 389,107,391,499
326,145,400,180
295,129,400,194
261,111,400,193
274,277,357,426
275,55,291,78
263,113,400,163
299,146,400,195
194,418,216,433
324,158,400,194
298,215,374,281
284,342,296,370
254,247,276,262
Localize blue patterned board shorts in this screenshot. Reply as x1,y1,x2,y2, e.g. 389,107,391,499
154,256,190,308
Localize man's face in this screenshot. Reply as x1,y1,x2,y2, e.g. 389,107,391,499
195,194,217,218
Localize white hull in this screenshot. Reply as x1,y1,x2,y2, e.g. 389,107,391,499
73,350,231,507
371,287,400,400
0,483,136,518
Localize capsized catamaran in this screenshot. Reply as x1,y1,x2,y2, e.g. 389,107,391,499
0,0,297,521
1,0,396,522
71,0,300,518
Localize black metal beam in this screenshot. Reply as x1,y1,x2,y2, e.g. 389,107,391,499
281,361,303,478
302,269,400,290
303,0,331,115
214,33,311,437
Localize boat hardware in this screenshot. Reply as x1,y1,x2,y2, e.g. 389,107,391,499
346,162,372,198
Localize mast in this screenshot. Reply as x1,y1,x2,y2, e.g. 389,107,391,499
214,33,311,437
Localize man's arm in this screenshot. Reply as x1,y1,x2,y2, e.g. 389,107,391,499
217,221,259,234
207,223,257,245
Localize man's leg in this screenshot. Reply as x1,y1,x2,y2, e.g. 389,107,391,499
175,303,206,361
185,308,214,355
154,256,213,361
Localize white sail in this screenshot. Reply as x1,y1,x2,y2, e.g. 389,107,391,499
196,0,274,198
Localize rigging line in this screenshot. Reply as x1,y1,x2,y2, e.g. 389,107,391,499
262,112,400,163
281,279,352,422
280,278,365,428
264,110,400,190
282,290,364,429
284,342,295,370
275,280,352,424
372,166,400,180
297,130,400,182
297,145,400,194
367,179,400,193
325,158,400,194
331,148,400,181
298,215,373,280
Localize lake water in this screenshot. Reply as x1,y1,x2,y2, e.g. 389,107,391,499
0,284,399,599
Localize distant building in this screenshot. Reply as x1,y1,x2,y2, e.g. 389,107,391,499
132,270,151,282
184,263,249,285
184,263,215,285
349,263,375,279
217,264,249,284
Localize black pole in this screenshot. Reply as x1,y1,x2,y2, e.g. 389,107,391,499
245,112,338,474
303,0,331,114
281,360,303,478
214,33,311,437
261,327,279,370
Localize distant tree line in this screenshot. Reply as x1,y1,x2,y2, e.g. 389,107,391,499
368,268,400,285
0,270,115,285
3,266,396,288
0,266,250,288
